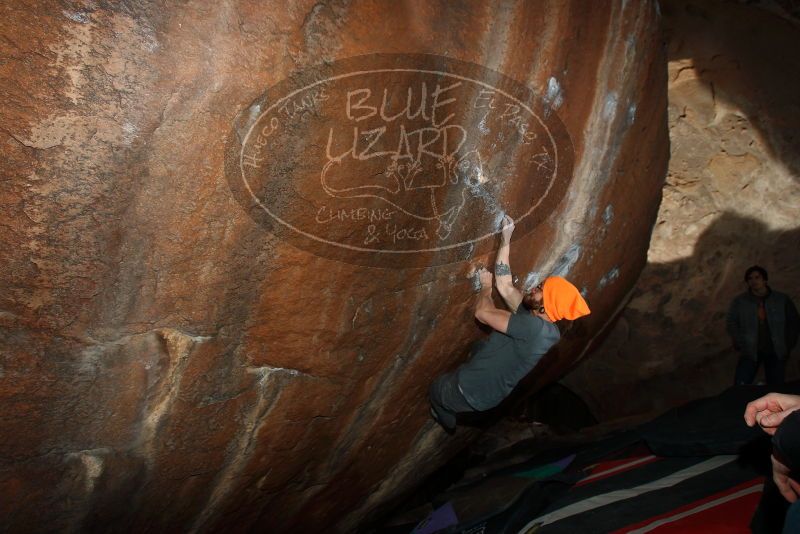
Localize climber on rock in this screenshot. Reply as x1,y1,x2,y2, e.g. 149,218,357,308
429,215,591,433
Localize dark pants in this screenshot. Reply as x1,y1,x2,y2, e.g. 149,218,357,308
429,372,476,430
735,352,785,385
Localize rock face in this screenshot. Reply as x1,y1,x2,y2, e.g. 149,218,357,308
563,0,800,422
0,1,667,532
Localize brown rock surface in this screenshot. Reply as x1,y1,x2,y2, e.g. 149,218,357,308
563,0,800,422
0,1,667,532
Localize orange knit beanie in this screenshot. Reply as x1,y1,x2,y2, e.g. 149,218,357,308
542,276,591,322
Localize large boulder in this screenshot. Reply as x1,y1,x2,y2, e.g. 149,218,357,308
0,1,667,531
563,0,800,422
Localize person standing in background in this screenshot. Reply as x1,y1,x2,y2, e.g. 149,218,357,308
727,266,799,385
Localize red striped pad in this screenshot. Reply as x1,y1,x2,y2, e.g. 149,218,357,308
610,478,764,533
576,454,660,487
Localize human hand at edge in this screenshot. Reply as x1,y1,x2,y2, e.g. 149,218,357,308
744,392,800,436
500,215,515,244
773,454,800,503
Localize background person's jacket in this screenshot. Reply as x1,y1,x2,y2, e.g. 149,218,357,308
726,289,800,360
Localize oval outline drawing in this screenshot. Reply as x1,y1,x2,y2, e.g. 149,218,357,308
227,53,574,267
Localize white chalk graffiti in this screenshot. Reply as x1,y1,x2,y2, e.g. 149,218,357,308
320,84,490,239
231,55,573,267
321,133,485,239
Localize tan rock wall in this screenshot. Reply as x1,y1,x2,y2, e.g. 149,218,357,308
0,1,667,531
564,0,800,422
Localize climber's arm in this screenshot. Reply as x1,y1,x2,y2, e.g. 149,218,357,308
475,268,511,334
495,216,523,311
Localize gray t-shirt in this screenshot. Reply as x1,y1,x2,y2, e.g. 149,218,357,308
457,305,560,411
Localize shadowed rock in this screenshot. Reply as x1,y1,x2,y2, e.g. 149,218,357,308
564,0,800,424
0,1,667,532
